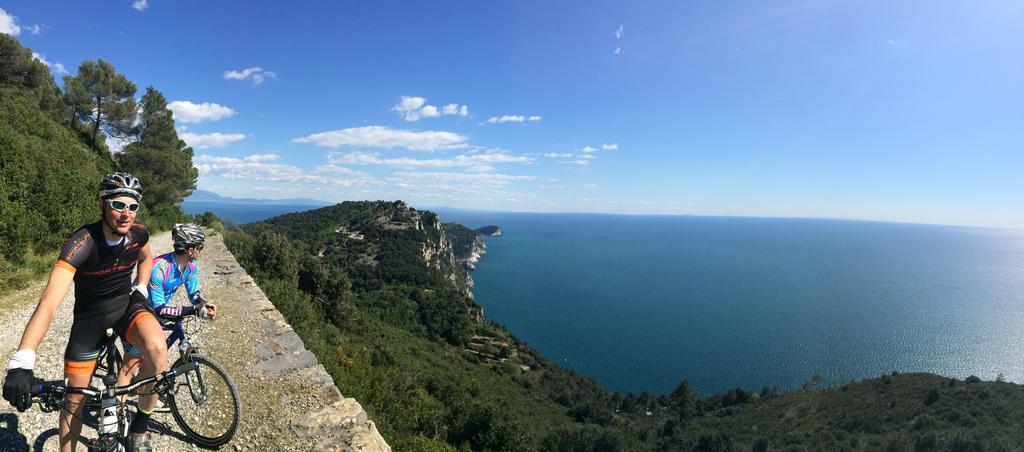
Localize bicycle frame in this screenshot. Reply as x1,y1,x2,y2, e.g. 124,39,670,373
32,328,200,451
163,318,198,358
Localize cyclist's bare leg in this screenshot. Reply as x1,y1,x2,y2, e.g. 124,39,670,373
118,354,142,403
59,371,91,452
127,314,167,413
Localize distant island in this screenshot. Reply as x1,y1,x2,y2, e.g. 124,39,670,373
181,190,333,224
474,225,502,236
184,189,331,207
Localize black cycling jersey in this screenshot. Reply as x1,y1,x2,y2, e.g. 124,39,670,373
57,221,150,317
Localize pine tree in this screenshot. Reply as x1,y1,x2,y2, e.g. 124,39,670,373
62,59,138,149
119,87,198,208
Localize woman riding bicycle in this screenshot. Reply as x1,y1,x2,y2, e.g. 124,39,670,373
118,223,218,396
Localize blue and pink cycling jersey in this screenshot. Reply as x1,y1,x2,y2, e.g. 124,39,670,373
148,252,204,310
124,252,204,356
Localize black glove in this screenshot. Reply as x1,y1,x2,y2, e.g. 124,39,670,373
3,368,39,412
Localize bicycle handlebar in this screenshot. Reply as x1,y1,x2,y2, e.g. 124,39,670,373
31,359,201,401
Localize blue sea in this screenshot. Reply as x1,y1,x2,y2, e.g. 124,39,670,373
191,200,1024,396
435,210,1024,396
182,201,324,224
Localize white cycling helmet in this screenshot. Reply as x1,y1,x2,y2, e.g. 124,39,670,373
99,172,143,201
172,223,206,251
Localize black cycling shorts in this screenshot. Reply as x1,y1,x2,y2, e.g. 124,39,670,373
64,292,154,376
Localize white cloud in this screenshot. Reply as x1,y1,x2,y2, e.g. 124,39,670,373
0,8,21,35
419,104,440,119
31,52,70,75
394,96,437,121
313,164,369,177
327,150,533,169
180,132,247,149
223,67,278,85
394,96,467,121
487,115,523,123
32,52,50,67
583,183,598,188
244,153,279,162
196,153,375,186
106,135,129,154
328,151,382,165
197,154,319,183
167,101,236,124
132,0,148,12
580,154,597,159
442,103,469,116
614,24,624,55
224,67,260,80
293,125,468,152
561,159,590,166
466,165,494,173
486,114,541,124
580,146,598,153
543,152,574,158
602,143,618,150
251,70,277,84
27,24,47,35
391,171,534,186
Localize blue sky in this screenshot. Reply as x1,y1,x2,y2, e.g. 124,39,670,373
3,1,1022,228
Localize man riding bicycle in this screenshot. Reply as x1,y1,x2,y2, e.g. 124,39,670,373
118,223,218,400
3,173,168,452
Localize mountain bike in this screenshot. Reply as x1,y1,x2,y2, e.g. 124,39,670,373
29,328,201,451
91,308,240,448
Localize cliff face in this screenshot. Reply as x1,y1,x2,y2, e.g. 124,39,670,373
443,222,488,294
332,201,478,297
258,201,489,322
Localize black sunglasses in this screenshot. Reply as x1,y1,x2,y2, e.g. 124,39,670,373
106,199,141,213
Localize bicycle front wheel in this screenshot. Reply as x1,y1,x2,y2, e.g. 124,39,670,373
168,354,240,448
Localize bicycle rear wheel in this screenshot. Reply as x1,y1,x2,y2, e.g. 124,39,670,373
168,354,240,448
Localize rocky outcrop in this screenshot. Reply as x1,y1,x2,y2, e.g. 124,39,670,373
442,222,490,297
474,225,502,237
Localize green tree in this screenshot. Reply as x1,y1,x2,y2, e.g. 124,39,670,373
0,35,67,122
119,86,198,207
666,380,701,420
62,59,138,149
0,34,51,90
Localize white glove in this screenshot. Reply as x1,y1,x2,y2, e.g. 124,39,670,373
5,349,36,371
131,284,149,299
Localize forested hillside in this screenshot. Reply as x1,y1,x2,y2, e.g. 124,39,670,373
0,34,196,293
225,201,1024,452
